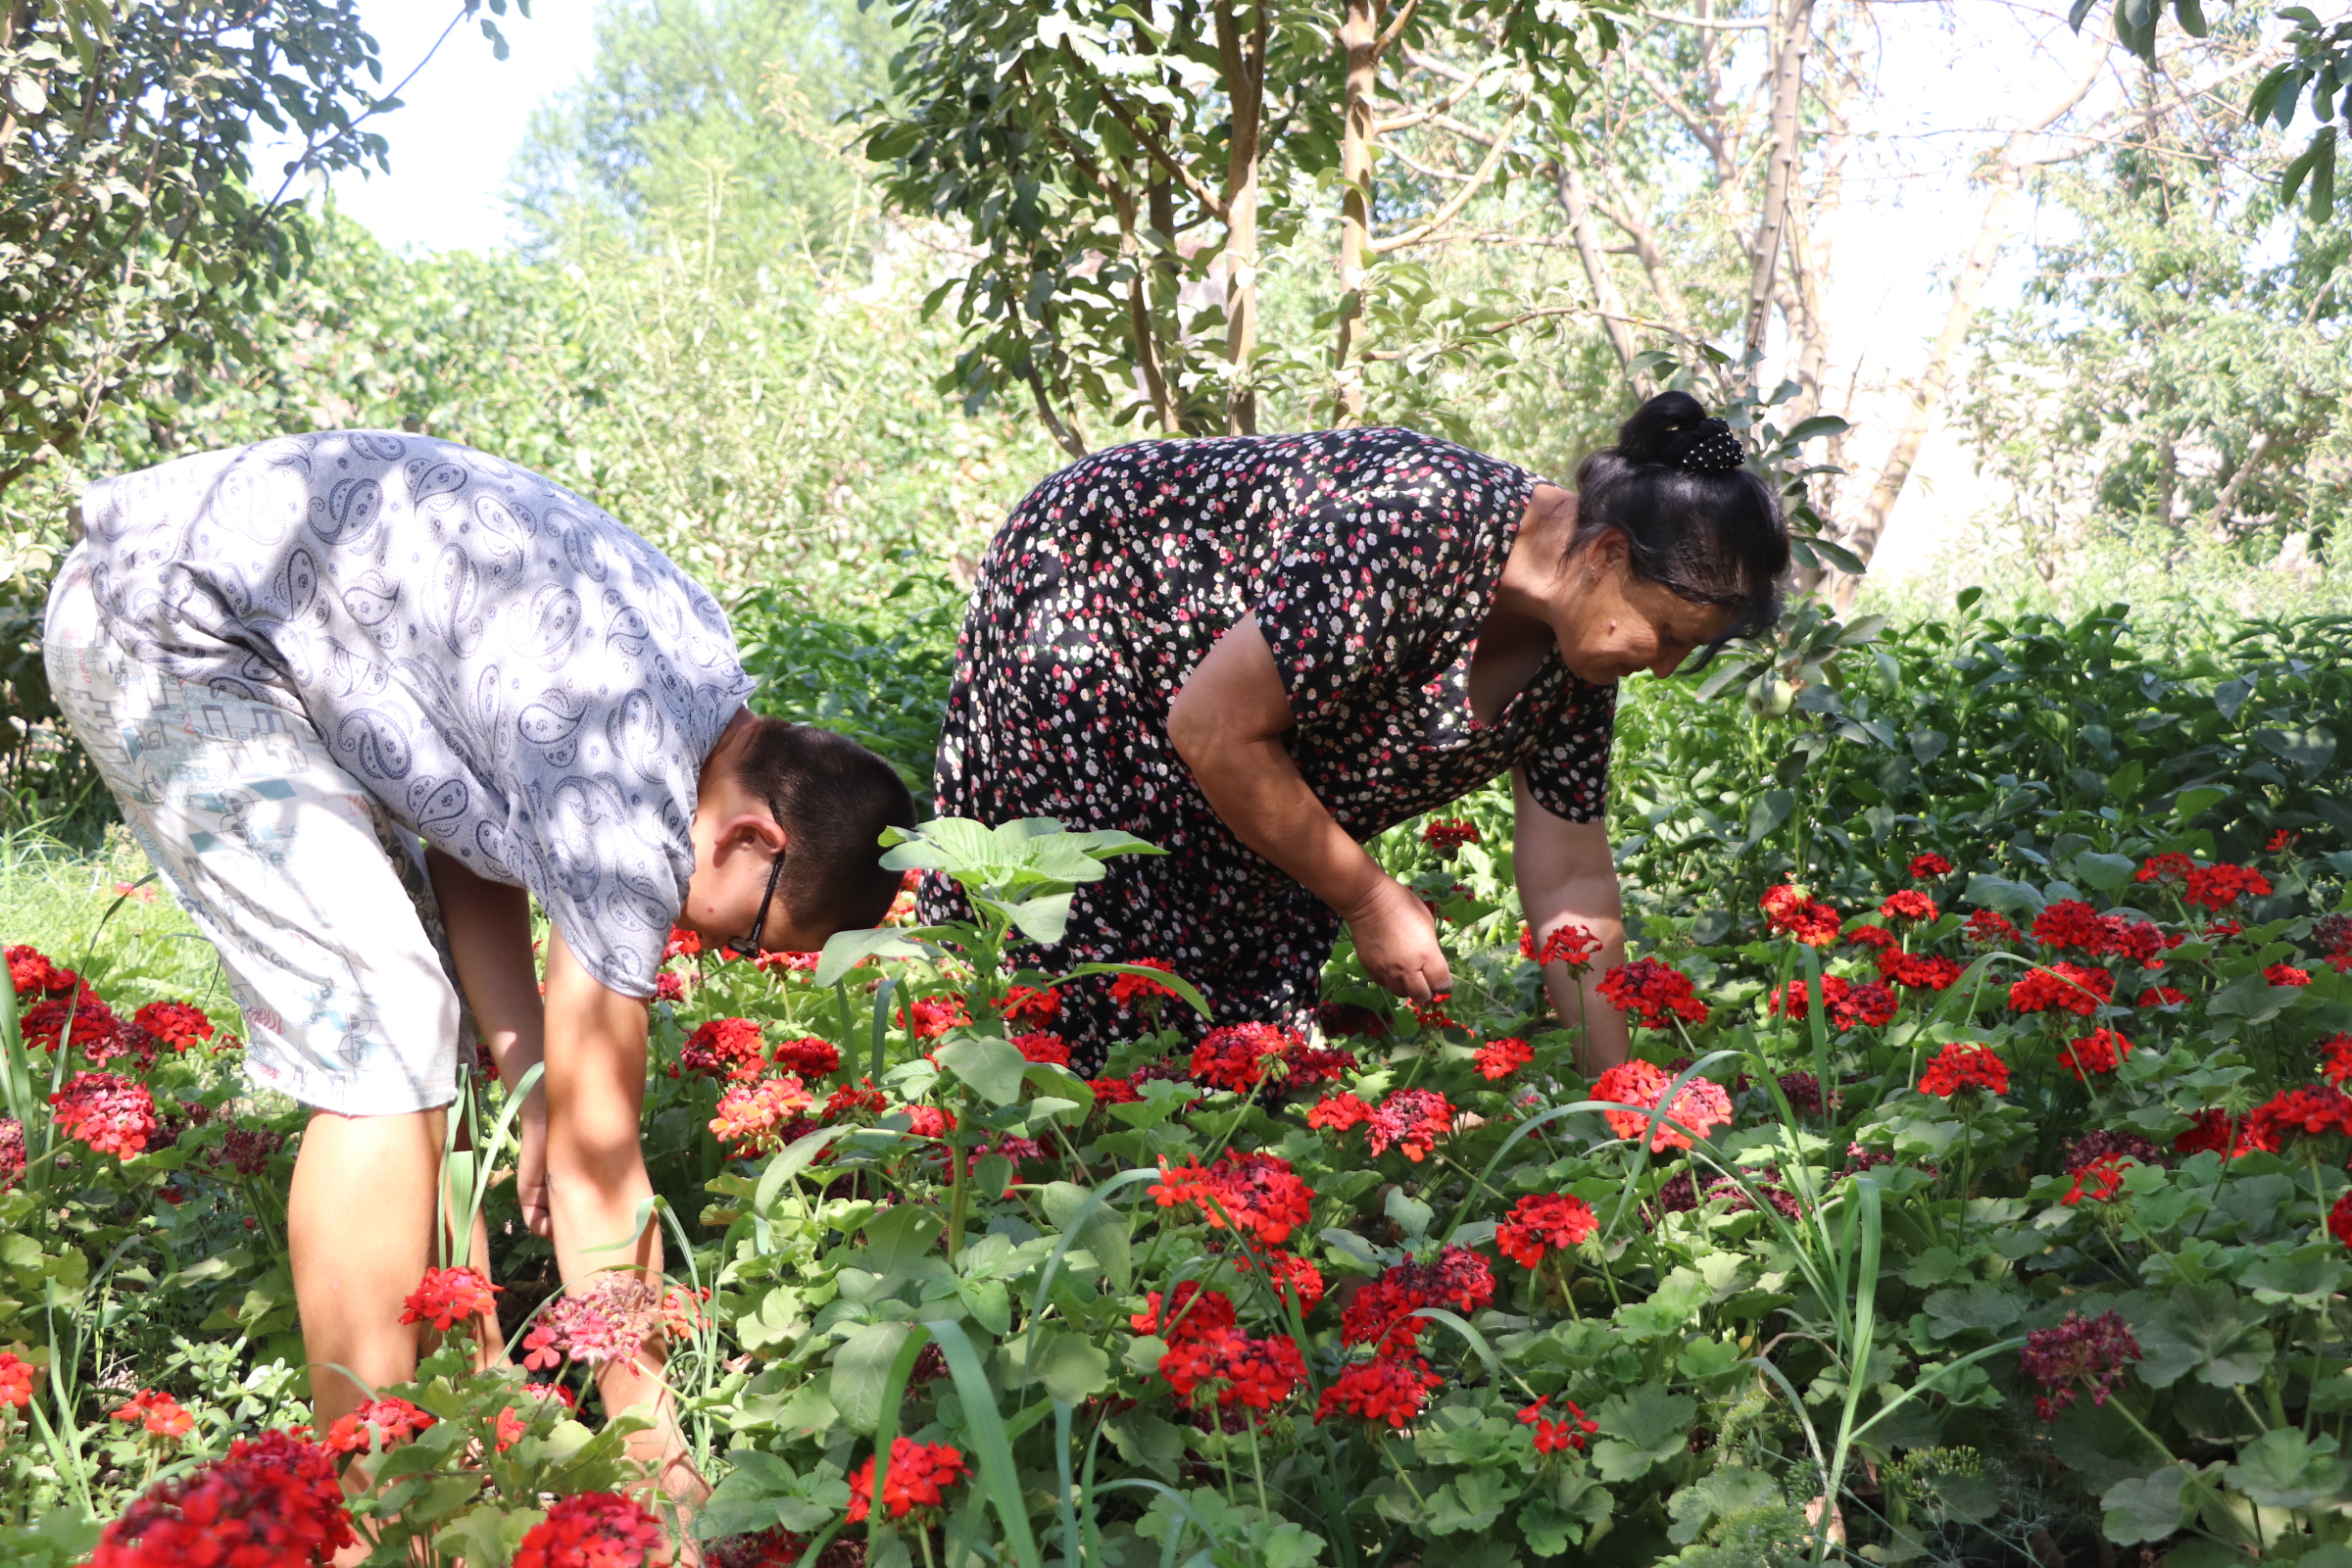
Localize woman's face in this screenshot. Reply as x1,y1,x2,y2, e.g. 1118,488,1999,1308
1552,529,1740,685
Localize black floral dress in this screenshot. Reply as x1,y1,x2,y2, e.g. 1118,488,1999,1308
919,427,1619,1072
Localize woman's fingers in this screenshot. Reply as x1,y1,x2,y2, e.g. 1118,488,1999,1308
1346,875,1452,1002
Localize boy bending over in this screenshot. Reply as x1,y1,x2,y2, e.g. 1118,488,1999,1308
46,430,914,1503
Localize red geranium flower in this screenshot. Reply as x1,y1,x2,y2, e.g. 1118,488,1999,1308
2062,1153,2135,1206
1879,951,1963,992
1011,1031,1072,1066
770,1037,842,1076
322,1396,435,1455
2330,1192,2352,1249
1495,1193,1598,1268
1908,853,1954,879
1108,958,1180,1007
1597,958,1710,1028
1847,924,1897,953
1340,1248,1494,1356
112,1390,194,1440
2135,853,2196,886
820,1077,890,1121
2009,963,2113,1016
0,1351,34,1409
2058,1028,2132,1081
2267,964,2313,988
1474,1036,1535,1080
998,984,1062,1027
401,1265,501,1332
849,1438,971,1522
2021,1311,2141,1422
50,1071,157,1158
132,1002,214,1052
6,945,79,999
1152,1150,1316,1247
1919,1043,2008,1099
1087,1075,1142,1105
2138,986,2187,1010
90,1429,353,1568
1521,922,1603,969
2173,1108,2256,1158
20,990,119,1057
2245,1086,2352,1151
709,1075,814,1156
2183,863,2272,910
1963,909,2022,947
1881,890,1937,922
1518,1395,1599,1453
1422,818,1480,852
1591,1060,1733,1150
664,926,703,960
2032,900,2107,952
673,1017,766,1082
1367,1088,1455,1161
1307,1091,1373,1133
1761,885,1843,947
514,1492,665,1568
1317,1356,1443,1428
901,994,970,1040
2320,1034,2352,1089
1190,1022,1297,1092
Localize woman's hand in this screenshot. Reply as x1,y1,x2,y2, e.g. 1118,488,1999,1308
1339,874,1454,1003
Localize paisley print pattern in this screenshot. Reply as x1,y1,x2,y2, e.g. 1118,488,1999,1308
919,427,1619,1071
72,431,753,997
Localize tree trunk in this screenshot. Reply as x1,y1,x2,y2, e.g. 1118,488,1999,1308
1214,0,1265,436
1555,159,1655,398
1741,0,1815,373
1332,0,1382,424
1826,18,2112,608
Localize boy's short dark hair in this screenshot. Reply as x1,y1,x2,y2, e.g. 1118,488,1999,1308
731,717,918,939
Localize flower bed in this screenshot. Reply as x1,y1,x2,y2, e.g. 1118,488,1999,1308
6,810,2352,1565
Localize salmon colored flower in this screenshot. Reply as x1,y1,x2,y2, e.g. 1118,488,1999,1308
1592,1060,1732,1151
50,1071,157,1158
112,1390,194,1440
323,1396,435,1455
710,1075,814,1156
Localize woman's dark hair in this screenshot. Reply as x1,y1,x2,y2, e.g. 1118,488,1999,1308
1570,390,1790,649
733,717,919,938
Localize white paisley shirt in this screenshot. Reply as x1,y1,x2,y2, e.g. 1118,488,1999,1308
75,430,754,997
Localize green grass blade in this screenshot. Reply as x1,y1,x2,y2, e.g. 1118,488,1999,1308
920,1318,1044,1568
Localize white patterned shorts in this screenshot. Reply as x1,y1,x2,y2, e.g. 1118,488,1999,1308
45,554,468,1116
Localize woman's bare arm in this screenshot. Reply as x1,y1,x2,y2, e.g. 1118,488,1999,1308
424,847,550,1233
1511,768,1632,1074
1166,613,1453,1003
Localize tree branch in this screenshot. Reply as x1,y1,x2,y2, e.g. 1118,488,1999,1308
1058,40,1230,223
1371,101,1521,254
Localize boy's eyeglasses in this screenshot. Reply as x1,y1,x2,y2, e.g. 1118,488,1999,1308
723,848,787,961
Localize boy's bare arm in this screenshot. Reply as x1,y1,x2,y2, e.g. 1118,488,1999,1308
424,847,552,1233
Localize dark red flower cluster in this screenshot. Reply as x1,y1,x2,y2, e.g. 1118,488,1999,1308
2268,963,2314,988
322,1396,435,1455
847,1438,970,1522
1108,958,1180,1007
21,989,119,1058
1280,1043,1358,1088
1881,890,1937,922
1963,909,2022,947
1366,1088,1455,1161
673,1017,766,1082
997,984,1062,1027
1761,885,1843,947
1919,1043,2008,1099
1495,1193,1598,1268
2021,1311,2141,1421
1131,1283,1305,1412
1317,1355,1444,1428
2320,1034,2352,1089
401,1265,501,1332
1598,957,1710,1028
1909,852,1954,879
2135,853,2195,885
1422,818,1480,852
1245,1250,1328,1311
92,1429,354,1568
2245,1085,2352,1151
770,1037,842,1076
2318,915,2352,973
1189,1022,1297,1092
514,1492,666,1567
2183,862,2271,910
2332,1193,2352,1249
1152,1150,1316,1246
2058,1028,2132,1081
1474,1036,1535,1080
2174,1107,2256,1157
2062,1130,2164,1173
1592,1060,1734,1150
50,1071,157,1158
2009,963,2114,1016
820,1078,890,1122
1315,1001,1390,1039
1518,1395,1599,1453
7,945,79,998
653,973,688,1004
1878,950,1963,992
1520,921,1603,969
2138,986,2187,1010
1011,1031,1072,1066
2032,900,2107,952
132,1002,214,1052
1340,1247,1495,1358
1847,924,1896,953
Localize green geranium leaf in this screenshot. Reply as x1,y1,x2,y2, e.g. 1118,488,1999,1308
933,1035,1029,1104
1422,1469,1515,1535
1922,1283,2024,1340
1591,1383,1696,1483
2224,1428,2348,1510
2101,1463,2199,1544
829,1321,912,1434
2135,1282,2275,1388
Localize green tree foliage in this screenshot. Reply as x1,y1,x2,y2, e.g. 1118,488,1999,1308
0,0,394,503
1961,103,2352,580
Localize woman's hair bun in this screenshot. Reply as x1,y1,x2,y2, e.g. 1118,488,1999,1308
1614,390,1743,471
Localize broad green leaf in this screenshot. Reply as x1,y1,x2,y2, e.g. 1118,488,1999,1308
1007,1328,1113,1403
934,1035,1029,1104
830,1321,913,1434
2101,1464,2200,1544
1422,1469,1514,1535
2255,724,2336,776
2070,852,2136,892
2223,1427,2347,1509
1922,1283,2025,1340
1666,1466,1778,1544
1590,1384,1696,1482
2239,1248,2347,1306
814,926,927,986
2134,1282,2274,1388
